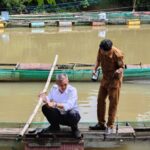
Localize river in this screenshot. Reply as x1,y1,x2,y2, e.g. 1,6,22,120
0,25,149,149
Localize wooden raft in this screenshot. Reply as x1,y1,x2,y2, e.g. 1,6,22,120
0,124,150,149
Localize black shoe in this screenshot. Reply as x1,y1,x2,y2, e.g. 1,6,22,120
41,125,60,133
89,123,106,130
72,129,82,139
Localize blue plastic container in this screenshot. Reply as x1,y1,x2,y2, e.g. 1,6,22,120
29,22,45,28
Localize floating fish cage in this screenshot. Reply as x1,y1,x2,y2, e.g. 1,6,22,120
127,19,141,25
29,22,45,28
57,21,72,27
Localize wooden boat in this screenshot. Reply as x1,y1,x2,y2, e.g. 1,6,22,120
0,63,150,82
0,121,149,148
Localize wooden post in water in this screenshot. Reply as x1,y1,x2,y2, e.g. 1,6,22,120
132,0,137,12
19,55,58,137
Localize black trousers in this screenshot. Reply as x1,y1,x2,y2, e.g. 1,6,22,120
42,105,81,130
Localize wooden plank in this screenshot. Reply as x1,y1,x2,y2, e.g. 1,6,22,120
0,126,135,136
0,125,150,142
0,122,149,149
0,128,21,135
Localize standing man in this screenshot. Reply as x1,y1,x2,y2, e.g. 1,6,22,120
40,74,81,139
89,39,124,132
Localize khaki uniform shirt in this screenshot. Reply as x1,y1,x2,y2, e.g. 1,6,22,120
97,47,124,88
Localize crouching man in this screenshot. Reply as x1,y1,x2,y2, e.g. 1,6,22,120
39,74,81,139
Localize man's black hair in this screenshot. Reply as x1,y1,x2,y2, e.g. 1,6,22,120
99,39,113,51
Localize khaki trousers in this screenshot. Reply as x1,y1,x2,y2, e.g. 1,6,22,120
97,85,120,127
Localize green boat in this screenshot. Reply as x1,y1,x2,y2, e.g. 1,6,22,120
0,63,150,82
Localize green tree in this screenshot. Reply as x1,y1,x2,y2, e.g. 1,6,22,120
28,0,56,6
47,0,56,5
136,0,150,10
81,0,89,8
0,0,149,13
0,0,28,13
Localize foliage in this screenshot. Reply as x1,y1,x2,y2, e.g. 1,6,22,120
136,0,150,10
0,0,149,13
81,0,90,8
28,0,56,6
0,0,28,13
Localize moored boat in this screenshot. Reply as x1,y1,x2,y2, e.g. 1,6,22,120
0,63,150,82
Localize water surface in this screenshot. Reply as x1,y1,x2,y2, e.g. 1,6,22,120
0,25,150,123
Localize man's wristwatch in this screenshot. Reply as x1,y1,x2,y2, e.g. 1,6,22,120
53,102,57,108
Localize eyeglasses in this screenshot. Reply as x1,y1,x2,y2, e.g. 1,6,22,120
58,83,67,88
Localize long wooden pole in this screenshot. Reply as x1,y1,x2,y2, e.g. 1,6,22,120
19,55,58,137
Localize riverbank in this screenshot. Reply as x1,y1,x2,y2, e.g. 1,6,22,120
3,11,150,28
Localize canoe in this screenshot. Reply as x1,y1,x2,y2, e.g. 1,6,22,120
0,63,150,82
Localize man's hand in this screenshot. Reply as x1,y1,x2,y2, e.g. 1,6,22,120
115,68,123,74
92,69,97,76
114,68,123,79
47,101,56,108
39,92,48,103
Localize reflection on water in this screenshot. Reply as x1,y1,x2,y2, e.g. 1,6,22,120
76,82,150,122
0,141,149,150
31,28,45,34
85,143,150,150
98,30,107,38
0,33,10,43
127,25,141,29
137,111,150,121
0,141,23,150
58,27,72,32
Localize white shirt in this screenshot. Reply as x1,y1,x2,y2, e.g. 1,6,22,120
47,84,79,112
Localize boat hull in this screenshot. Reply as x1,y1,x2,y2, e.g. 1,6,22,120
0,68,150,82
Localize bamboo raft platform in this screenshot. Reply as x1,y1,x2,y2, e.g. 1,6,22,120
0,122,150,149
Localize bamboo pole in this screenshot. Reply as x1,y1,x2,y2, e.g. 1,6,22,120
18,55,58,137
